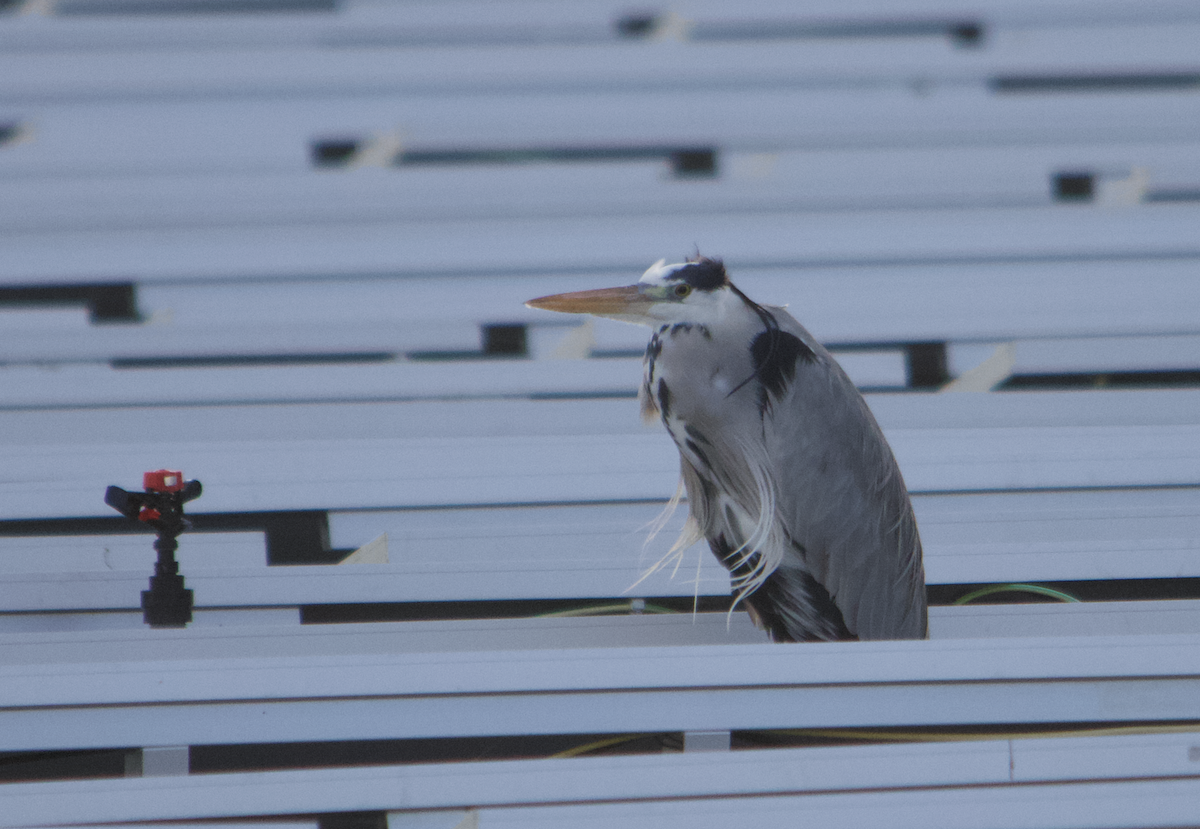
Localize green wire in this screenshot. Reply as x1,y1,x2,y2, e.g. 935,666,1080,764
953,583,1079,605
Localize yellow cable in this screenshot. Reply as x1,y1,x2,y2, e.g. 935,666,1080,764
537,601,678,618
551,734,649,758
549,723,1200,760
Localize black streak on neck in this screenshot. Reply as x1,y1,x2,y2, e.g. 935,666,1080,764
656,378,672,420
645,332,663,373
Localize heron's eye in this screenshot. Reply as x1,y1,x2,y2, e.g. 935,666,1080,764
673,284,692,298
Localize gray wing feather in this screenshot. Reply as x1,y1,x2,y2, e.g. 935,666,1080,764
766,312,927,639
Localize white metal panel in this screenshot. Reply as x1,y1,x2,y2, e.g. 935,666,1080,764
328,486,1200,586
0,307,91,331
832,350,909,387
0,390,1198,520
0,612,768,648
5,203,1200,284
43,825,314,829
331,0,1200,25
0,261,1188,384
0,562,731,612
862,387,1200,430
66,404,676,459
329,502,695,565
1011,334,1200,374
0,320,482,363
9,734,1200,829
0,741,1031,827
915,487,1200,583
3,629,1200,701
2,541,1199,612
1,634,1200,754
118,256,1200,351
4,24,1200,102
1011,731,1200,782
3,0,1200,51
4,87,1200,184
132,256,1200,340
0,532,265,573
468,778,1200,829
7,599,1200,649
0,359,643,406
0,608,300,633
4,142,1200,233
6,484,1198,611
7,286,1199,381
0,397,659,444
932,601,1200,638
2,602,1199,662
0,352,905,406
2,482,1194,612
0,388,1177,440
1,387,1196,441
0,433,678,517
3,421,1200,519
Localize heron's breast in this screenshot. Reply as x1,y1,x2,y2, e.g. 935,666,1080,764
652,329,750,419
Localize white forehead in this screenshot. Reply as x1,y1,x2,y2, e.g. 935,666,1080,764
638,259,691,285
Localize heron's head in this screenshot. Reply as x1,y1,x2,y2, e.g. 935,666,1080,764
526,256,736,327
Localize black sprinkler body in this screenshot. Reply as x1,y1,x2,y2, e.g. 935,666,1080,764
105,470,202,628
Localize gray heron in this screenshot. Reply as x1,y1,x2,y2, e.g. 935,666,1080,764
527,256,927,642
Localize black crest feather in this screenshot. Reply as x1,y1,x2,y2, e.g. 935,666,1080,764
677,256,728,291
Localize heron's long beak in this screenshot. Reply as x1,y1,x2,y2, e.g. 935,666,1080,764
525,285,655,322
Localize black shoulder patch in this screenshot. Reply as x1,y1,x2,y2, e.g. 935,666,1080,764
749,329,815,410
677,257,728,291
